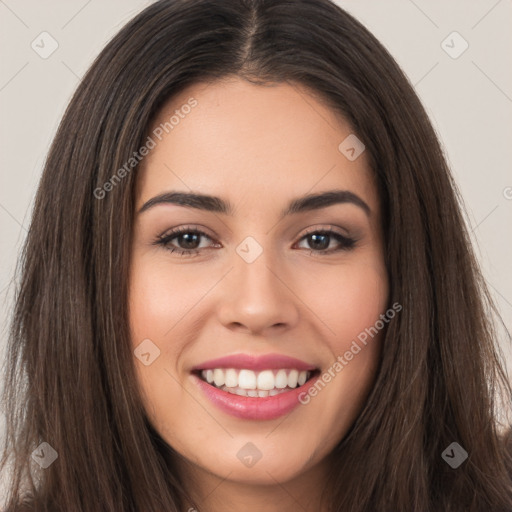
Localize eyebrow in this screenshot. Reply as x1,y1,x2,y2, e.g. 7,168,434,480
138,189,371,218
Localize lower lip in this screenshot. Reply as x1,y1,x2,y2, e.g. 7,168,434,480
192,373,319,420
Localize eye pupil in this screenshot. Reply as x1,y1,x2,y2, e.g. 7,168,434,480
179,233,200,249
309,233,329,250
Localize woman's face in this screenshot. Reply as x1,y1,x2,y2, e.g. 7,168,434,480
129,77,388,488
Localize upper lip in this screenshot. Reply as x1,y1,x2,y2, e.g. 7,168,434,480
191,353,318,372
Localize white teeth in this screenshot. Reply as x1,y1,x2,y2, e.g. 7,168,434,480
275,369,288,389
225,368,238,388
238,369,257,389
199,368,313,394
220,385,290,397
213,368,225,387
287,369,299,388
257,370,275,390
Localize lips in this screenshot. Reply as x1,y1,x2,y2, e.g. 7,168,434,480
191,353,320,420
191,353,317,372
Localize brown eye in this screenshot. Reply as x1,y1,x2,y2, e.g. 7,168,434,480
155,227,218,256
296,230,356,254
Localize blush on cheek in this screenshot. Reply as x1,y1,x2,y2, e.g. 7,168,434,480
130,268,200,335
311,266,388,345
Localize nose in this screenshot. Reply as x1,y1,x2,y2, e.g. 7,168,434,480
216,249,300,336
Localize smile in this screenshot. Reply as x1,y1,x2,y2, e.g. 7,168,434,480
199,368,313,397
191,353,320,420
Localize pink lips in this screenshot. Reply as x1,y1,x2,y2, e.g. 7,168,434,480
191,353,317,372
191,353,319,421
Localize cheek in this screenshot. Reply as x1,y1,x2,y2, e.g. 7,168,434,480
129,256,207,341
128,256,195,403
293,259,388,443
299,258,389,348
128,257,196,439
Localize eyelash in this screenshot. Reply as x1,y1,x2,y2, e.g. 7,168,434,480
153,225,357,258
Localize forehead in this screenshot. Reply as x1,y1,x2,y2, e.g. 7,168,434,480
137,77,378,215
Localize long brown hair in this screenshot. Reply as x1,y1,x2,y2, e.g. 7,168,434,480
1,0,511,510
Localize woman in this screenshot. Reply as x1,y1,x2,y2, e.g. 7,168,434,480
1,0,511,510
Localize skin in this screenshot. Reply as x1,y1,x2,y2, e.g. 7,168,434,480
129,77,389,512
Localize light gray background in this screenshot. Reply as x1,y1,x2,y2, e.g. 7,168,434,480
1,0,511,501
